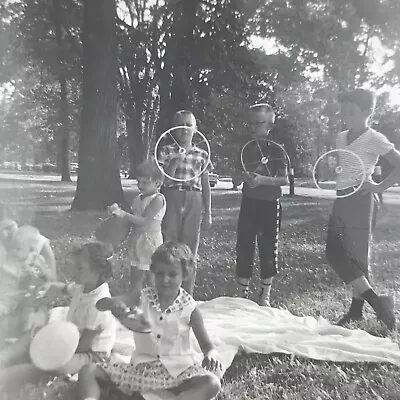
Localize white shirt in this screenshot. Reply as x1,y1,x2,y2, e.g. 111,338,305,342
131,287,200,377
336,128,394,190
66,282,116,354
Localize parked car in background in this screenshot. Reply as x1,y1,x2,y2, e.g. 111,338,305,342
209,172,219,187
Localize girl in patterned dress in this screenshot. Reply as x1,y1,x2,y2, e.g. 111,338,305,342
109,158,166,291
78,242,222,400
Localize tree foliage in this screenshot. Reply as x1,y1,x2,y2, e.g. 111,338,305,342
1,0,400,198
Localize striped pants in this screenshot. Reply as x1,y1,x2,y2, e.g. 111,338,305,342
235,195,281,280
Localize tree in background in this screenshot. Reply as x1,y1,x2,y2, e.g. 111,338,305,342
71,0,124,210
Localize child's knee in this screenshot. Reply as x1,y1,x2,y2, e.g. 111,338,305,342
203,374,221,397
78,363,97,379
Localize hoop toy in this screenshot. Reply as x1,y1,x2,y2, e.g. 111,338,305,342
154,125,211,182
313,149,366,198
240,139,291,177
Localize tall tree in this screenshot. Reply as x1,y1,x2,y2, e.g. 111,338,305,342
71,0,124,210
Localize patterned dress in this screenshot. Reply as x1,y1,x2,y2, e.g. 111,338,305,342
101,287,212,395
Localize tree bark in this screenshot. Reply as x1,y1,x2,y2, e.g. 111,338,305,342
53,0,71,182
71,0,125,210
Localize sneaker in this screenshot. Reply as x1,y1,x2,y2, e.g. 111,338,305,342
335,313,363,326
375,295,396,331
258,297,271,307
258,288,271,307
237,283,249,299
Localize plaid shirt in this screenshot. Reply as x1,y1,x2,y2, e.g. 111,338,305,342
159,144,213,190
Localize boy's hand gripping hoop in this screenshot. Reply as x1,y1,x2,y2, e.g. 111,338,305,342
313,149,366,198
240,139,290,178
154,126,211,182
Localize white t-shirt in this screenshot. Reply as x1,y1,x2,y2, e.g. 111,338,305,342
336,128,394,190
66,282,116,354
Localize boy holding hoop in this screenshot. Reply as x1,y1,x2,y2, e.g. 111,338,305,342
327,88,400,329
233,104,288,306
158,110,213,295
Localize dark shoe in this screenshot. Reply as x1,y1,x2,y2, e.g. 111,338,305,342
335,313,363,326
374,295,396,331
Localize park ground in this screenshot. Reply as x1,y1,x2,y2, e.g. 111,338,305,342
1,172,400,399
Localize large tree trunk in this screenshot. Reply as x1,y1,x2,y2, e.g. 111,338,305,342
71,0,124,210
53,0,71,182
156,0,199,135
58,76,71,181
126,116,145,178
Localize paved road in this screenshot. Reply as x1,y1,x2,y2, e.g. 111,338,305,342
1,172,399,205
214,178,400,205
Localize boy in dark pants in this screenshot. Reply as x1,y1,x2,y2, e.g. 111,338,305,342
233,104,288,306
326,88,400,330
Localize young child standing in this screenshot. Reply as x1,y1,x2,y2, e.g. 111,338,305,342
233,104,288,306
77,241,222,400
0,219,56,349
326,88,400,329
158,110,213,295
109,158,166,291
0,241,116,382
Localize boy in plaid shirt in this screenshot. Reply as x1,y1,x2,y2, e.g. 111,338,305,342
158,110,213,295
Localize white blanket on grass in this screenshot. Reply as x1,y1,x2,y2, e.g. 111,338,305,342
50,296,400,400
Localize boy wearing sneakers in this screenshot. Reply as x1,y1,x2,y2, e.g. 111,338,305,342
233,104,288,306
327,88,400,330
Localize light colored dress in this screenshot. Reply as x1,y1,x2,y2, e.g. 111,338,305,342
101,287,212,395
128,193,166,271
56,282,116,374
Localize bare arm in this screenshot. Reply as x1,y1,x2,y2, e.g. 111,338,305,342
40,241,56,280
76,329,98,353
252,174,289,187
376,149,400,192
191,307,222,371
122,195,164,226
201,171,212,227
190,307,215,355
96,290,141,317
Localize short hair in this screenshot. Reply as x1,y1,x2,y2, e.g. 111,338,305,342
172,110,196,126
338,88,376,112
150,241,194,279
250,103,275,114
136,157,164,183
72,241,114,282
0,218,17,232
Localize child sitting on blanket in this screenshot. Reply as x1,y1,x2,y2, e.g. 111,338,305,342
78,241,222,400
0,218,56,350
0,241,116,384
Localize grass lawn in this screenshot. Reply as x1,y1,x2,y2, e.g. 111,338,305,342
1,174,400,399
